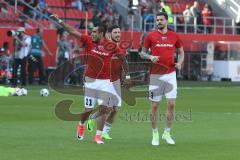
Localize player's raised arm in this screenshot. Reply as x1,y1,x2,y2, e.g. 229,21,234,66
49,14,81,39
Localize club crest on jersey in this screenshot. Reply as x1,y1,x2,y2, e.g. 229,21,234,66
97,45,104,50
162,36,167,41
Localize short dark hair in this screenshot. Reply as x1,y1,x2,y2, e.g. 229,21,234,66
95,24,107,35
156,12,168,20
108,25,120,32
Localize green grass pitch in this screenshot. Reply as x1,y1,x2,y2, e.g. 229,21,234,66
0,81,240,160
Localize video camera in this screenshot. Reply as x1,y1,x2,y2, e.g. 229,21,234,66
7,27,25,37
7,30,21,37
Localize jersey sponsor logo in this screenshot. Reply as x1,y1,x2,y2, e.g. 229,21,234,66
91,49,109,56
155,43,174,48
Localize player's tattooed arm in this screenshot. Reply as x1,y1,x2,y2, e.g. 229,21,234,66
50,14,81,39
118,55,129,76
118,54,132,88
139,47,159,63
175,47,184,70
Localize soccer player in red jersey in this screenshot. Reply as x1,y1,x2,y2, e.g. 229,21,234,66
86,25,130,140
139,12,185,146
101,25,127,139
50,15,130,144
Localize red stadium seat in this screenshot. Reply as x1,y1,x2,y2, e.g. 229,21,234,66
49,7,92,20
46,0,65,7
0,12,21,27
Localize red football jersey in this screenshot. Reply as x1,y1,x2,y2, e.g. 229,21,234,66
80,35,124,79
144,30,183,75
110,47,126,82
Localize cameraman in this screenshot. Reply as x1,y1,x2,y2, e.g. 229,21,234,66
28,28,52,85
12,27,31,87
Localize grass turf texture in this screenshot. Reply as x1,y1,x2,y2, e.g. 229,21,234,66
0,81,240,160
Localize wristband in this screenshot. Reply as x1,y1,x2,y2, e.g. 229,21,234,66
126,75,130,79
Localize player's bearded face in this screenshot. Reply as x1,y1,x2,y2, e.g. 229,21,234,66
91,27,101,42
111,28,121,43
156,16,167,30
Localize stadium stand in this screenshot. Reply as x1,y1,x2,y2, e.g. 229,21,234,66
1,0,240,83
0,12,22,27
0,1,22,27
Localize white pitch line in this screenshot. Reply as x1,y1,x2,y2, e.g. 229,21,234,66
131,86,240,91
179,86,240,90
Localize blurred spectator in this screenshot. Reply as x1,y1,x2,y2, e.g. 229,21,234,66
140,1,148,17
12,27,31,87
86,0,124,29
56,31,71,66
28,28,53,85
69,47,84,86
79,19,87,29
82,0,92,11
183,4,193,32
140,0,155,31
39,0,46,10
128,0,133,9
202,3,213,33
91,10,102,26
88,23,94,35
0,1,7,12
112,12,124,27
101,12,111,27
159,1,173,26
190,1,203,32
72,0,83,10
23,0,39,19
126,10,135,31
107,0,115,11
37,4,52,19
0,42,11,84
183,4,192,24
8,0,16,5
105,4,114,22
0,42,10,57
22,0,32,17
97,0,106,13
56,31,71,86
78,19,94,30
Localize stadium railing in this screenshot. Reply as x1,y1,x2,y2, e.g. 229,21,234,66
6,0,61,29
143,14,240,35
